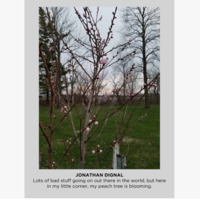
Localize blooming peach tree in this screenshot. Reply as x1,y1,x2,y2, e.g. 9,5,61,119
39,7,159,169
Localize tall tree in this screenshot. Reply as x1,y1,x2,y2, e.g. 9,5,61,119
39,7,52,104
121,7,160,108
39,7,75,105
50,7,75,96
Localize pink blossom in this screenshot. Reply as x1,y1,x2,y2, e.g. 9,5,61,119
49,47,54,52
131,93,135,96
97,144,100,148
99,59,107,64
89,119,92,123
72,158,75,162
113,140,116,143
86,127,90,131
144,83,147,86
99,149,103,153
92,150,96,154
94,121,99,125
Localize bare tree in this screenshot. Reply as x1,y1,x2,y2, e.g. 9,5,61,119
121,7,160,108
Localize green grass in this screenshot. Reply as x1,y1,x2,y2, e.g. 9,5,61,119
39,104,160,169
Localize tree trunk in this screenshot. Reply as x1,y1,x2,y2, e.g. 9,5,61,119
79,77,95,168
79,89,94,169
48,91,55,168
80,143,86,169
46,89,49,105
142,9,150,109
48,143,53,169
143,64,150,109
123,66,126,102
56,37,62,107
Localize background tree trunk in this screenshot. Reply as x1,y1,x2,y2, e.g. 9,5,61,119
142,9,150,109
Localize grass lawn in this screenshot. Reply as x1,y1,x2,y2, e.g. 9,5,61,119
39,104,160,169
